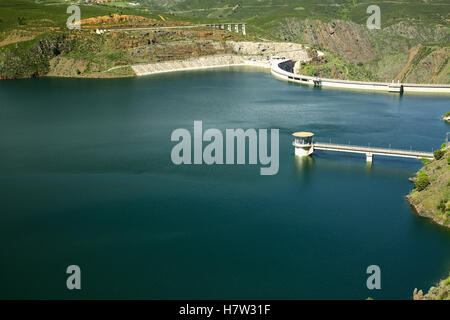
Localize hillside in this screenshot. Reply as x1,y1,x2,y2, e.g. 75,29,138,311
141,0,450,83
0,0,449,81
0,1,252,78
407,147,450,228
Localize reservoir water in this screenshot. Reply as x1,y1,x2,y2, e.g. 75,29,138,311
0,68,449,299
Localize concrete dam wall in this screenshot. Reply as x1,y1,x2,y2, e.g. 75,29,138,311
272,60,450,94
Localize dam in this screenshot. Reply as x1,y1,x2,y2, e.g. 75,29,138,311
272,60,450,94
132,55,450,94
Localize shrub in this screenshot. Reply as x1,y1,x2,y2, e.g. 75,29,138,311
415,172,430,191
437,199,447,212
421,157,430,166
447,158,450,165
434,149,445,160
444,277,450,286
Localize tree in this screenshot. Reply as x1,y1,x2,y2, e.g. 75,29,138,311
415,172,430,191
434,149,445,160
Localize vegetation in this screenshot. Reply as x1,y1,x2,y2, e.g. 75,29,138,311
407,147,450,227
443,112,450,122
297,51,378,81
434,149,445,161
414,273,450,300
0,0,249,78
415,172,430,191
138,0,450,83
0,0,448,81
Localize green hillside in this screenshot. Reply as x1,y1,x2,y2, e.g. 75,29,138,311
142,0,449,26
0,0,449,82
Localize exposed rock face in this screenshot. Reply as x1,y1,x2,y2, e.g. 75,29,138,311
0,34,74,79
273,18,376,63
132,55,267,76
396,45,450,84
129,40,309,65
272,17,449,84
128,40,234,62
227,41,309,61
81,14,156,26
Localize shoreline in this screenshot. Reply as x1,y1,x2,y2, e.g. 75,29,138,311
3,54,449,95
406,196,450,229
131,55,271,76
131,55,450,94
406,147,450,229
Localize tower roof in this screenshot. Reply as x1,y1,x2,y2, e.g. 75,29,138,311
292,132,314,138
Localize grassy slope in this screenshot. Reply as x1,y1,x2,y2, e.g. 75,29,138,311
0,0,175,36
142,0,449,25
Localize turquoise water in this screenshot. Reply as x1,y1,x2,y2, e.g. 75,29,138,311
0,68,449,299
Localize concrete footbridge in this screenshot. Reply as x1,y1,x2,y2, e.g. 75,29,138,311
292,132,434,163
94,22,247,35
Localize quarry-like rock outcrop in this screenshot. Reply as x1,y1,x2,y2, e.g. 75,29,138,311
226,41,310,61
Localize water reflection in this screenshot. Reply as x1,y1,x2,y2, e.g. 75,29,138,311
294,155,315,178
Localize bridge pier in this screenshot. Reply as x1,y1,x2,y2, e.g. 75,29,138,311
388,81,403,93
366,153,373,163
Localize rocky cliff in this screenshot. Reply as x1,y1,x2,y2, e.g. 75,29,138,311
272,18,450,83
0,34,74,79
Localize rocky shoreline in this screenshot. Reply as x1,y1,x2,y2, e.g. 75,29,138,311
414,275,450,300
131,54,270,76
407,147,449,299
406,147,449,228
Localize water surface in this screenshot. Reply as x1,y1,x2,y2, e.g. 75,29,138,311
0,68,449,299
